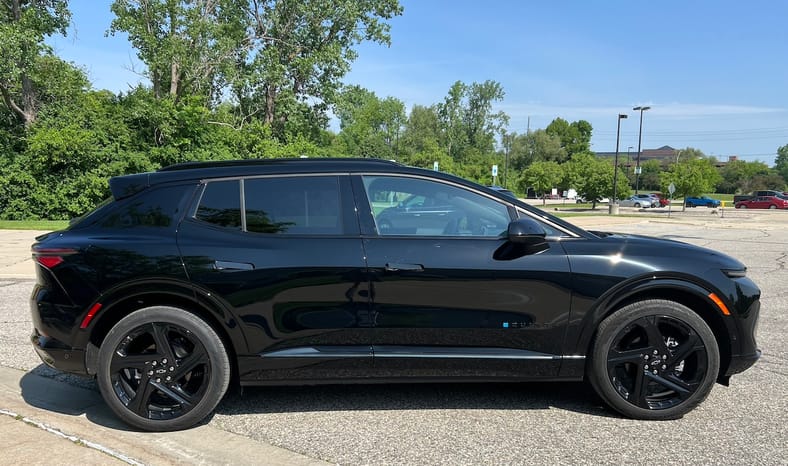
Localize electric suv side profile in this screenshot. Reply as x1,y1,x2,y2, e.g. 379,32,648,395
31,158,760,431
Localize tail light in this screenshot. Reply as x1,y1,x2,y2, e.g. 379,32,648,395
32,247,78,269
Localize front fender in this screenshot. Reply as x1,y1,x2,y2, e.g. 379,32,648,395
563,273,738,360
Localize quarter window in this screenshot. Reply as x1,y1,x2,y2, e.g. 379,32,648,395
195,180,242,229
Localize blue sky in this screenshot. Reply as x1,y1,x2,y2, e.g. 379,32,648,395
48,1,788,165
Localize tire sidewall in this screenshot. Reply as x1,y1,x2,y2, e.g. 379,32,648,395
97,306,230,431
588,300,720,420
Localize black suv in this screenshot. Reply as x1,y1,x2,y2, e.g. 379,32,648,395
31,158,760,431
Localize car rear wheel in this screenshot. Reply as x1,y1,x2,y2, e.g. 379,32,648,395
588,299,719,420
769,205,777,209
738,205,746,209
97,306,230,431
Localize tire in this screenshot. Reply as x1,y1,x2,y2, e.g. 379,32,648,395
634,203,641,208
587,299,720,420
97,306,231,431
769,205,777,209
739,205,746,209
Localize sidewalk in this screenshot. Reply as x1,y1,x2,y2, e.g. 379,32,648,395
0,365,326,465
0,230,45,279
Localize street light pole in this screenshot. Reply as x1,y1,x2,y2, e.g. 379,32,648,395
611,113,628,214
626,146,633,175
633,106,650,194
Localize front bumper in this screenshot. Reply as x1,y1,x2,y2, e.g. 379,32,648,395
726,349,761,376
31,331,89,376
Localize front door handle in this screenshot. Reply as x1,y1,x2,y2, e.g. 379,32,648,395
385,262,424,272
214,260,254,271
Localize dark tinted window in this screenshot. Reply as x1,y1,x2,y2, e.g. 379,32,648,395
244,176,342,235
101,185,190,229
196,180,242,229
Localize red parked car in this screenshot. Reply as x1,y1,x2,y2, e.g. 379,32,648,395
734,196,788,209
651,193,670,207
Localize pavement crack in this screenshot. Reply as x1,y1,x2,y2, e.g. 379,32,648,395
774,252,787,271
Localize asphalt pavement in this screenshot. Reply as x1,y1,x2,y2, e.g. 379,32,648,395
0,210,786,464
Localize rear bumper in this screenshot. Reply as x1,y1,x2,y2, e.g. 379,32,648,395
30,331,89,376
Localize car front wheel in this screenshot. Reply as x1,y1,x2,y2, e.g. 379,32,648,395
769,205,777,209
97,306,231,431
588,299,720,420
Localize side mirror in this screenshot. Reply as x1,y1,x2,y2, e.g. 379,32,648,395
507,218,547,245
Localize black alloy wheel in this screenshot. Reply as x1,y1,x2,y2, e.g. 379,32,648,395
588,300,719,420
97,306,230,431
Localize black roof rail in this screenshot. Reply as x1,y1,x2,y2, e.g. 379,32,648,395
158,157,401,172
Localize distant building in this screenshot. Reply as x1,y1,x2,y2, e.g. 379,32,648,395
595,145,737,167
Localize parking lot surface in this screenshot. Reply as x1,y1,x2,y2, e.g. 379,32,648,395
1,212,786,464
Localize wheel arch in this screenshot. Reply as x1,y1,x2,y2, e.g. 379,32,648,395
81,280,248,380
577,279,734,380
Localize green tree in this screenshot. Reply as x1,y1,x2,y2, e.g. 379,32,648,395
638,159,664,191
334,85,405,157
519,161,562,205
400,104,440,155
110,0,247,101
545,117,592,157
718,159,772,194
400,139,455,173
231,0,402,136
775,144,788,184
565,153,629,209
436,80,508,160
0,0,71,126
510,129,566,169
660,157,723,211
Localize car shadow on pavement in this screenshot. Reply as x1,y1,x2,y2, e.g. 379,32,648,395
19,364,620,432
216,381,619,419
19,364,142,432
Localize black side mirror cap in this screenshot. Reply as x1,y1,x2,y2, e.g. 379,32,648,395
507,218,547,245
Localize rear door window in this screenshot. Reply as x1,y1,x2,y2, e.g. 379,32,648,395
194,176,344,235
244,176,342,235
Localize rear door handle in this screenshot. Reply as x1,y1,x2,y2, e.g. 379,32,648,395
385,262,424,272
214,260,254,271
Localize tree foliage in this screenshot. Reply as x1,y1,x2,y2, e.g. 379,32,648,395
518,161,562,205
565,153,629,209
545,117,592,157
660,156,722,210
0,0,71,125
775,144,788,184
436,80,508,160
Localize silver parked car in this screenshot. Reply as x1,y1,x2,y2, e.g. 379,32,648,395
619,195,652,208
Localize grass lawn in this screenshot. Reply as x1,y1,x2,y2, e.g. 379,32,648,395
0,220,69,231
